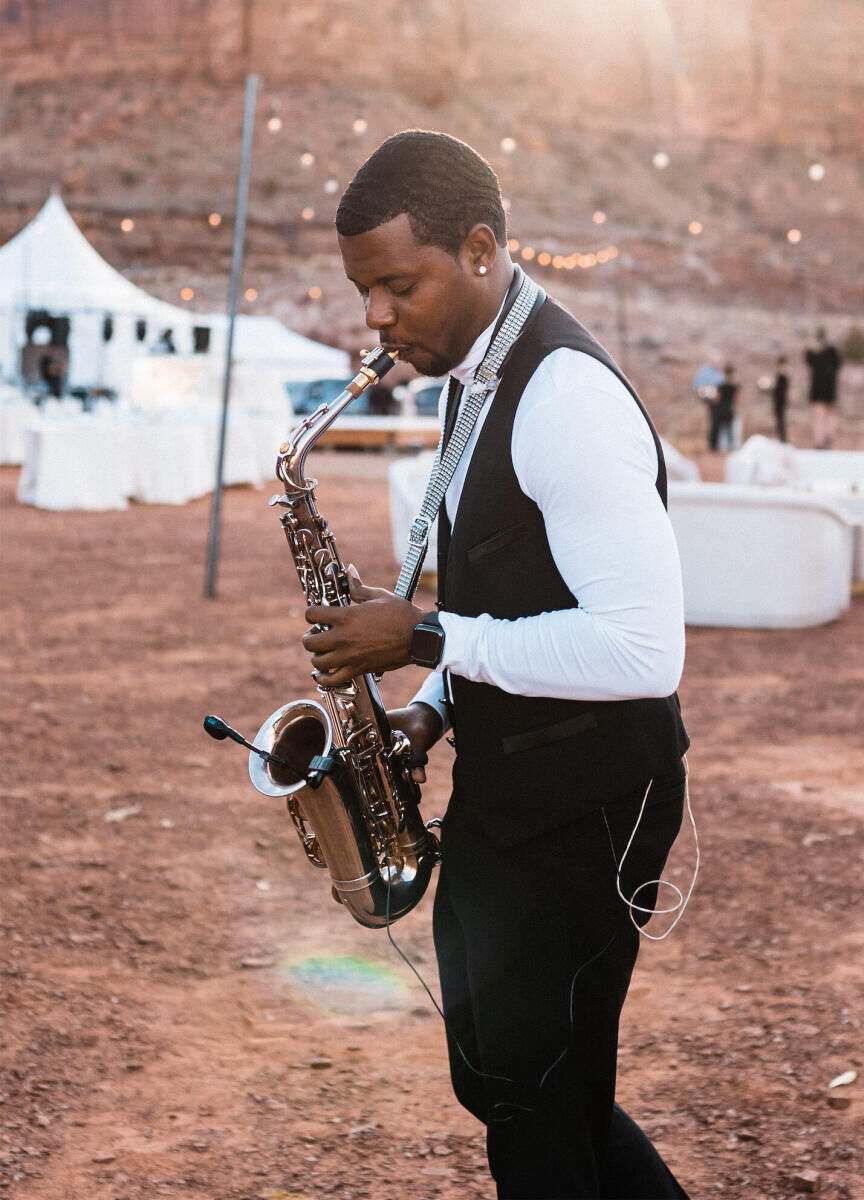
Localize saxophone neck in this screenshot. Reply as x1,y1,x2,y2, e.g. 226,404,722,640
275,347,398,497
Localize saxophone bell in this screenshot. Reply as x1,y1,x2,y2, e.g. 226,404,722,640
248,700,334,798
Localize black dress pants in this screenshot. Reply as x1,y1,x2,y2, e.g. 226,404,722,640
432,764,690,1199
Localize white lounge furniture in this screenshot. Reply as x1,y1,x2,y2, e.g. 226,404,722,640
668,482,854,628
726,438,864,580
387,448,856,629
660,437,701,482
388,451,438,577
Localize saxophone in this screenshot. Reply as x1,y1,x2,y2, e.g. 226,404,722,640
245,347,440,928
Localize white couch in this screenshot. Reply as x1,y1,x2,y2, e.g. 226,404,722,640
725,438,864,580
668,482,854,628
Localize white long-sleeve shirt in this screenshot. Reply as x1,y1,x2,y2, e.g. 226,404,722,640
411,309,686,728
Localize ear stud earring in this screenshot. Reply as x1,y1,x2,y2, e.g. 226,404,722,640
478,265,488,275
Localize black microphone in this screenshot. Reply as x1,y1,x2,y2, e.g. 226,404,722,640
202,714,291,769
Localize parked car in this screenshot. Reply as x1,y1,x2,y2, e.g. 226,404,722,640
393,376,446,417
285,376,372,416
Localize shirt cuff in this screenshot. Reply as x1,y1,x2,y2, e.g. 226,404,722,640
438,609,489,682
410,669,451,733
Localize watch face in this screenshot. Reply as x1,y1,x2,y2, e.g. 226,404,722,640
411,624,444,667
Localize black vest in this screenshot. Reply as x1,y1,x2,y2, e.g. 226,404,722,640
438,298,689,849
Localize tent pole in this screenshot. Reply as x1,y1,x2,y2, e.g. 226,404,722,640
205,73,258,598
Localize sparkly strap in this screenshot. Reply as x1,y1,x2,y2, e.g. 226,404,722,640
395,271,541,601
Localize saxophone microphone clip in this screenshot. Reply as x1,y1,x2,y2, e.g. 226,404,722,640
203,714,291,769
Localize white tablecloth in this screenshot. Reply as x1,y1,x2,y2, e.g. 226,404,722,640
0,399,38,464
17,416,133,510
16,409,288,510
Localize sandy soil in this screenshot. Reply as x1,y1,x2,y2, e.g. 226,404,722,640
1,452,862,1200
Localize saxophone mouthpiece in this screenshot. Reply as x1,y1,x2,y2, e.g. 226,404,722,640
346,346,399,399
362,346,399,376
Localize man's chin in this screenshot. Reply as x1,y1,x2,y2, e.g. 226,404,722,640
398,347,450,377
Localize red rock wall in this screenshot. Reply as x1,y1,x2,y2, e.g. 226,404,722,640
1,0,862,150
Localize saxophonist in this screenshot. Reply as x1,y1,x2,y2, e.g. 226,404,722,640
301,131,691,1200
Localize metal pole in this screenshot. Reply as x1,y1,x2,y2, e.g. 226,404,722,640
615,253,630,376
205,72,258,598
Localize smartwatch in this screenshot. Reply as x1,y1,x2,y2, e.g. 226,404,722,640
409,610,445,669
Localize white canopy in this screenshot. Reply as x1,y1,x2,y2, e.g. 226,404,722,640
0,193,182,320
0,195,349,398
211,313,350,379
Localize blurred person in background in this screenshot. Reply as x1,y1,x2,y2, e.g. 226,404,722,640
367,381,397,414
805,328,842,449
771,355,789,443
707,364,738,452
693,353,723,450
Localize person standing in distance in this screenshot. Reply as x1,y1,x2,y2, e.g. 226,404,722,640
805,328,843,449
771,355,789,443
714,363,739,452
301,130,691,1199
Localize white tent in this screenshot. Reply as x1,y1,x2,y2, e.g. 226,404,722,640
212,314,350,379
0,195,349,401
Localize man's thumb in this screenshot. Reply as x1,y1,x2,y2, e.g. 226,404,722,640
347,564,367,600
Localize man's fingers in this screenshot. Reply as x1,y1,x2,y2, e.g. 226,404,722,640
312,664,355,688
305,604,342,626
308,646,351,673
301,627,337,652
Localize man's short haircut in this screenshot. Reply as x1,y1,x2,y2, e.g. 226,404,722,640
336,130,507,255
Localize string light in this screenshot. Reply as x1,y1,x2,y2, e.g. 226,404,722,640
308,286,323,300
808,163,825,182
301,207,315,220
208,212,222,227
324,178,339,195
120,217,134,232
787,228,802,243
180,287,194,301
244,288,258,301
592,211,606,224
506,240,622,270
652,151,670,170
352,118,368,134
688,221,703,235
300,152,315,168
500,136,517,154
267,116,283,133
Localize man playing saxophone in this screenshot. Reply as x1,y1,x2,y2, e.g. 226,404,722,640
301,130,691,1200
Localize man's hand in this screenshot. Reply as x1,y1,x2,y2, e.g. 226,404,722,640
387,702,444,784
302,565,423,687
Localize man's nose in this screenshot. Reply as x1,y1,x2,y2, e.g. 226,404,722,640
364,289,395,331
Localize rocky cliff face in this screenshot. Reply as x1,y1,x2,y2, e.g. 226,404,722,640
2,0,862,151
1,0,862,421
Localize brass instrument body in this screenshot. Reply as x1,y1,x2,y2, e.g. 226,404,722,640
250,349,440,927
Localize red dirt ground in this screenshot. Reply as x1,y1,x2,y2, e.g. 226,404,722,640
1,452,862,1200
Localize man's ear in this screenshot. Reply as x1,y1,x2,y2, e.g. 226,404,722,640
460,223,499,276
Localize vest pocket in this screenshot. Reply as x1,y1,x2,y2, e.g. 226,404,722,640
501,711,597,755
466,520,530,564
